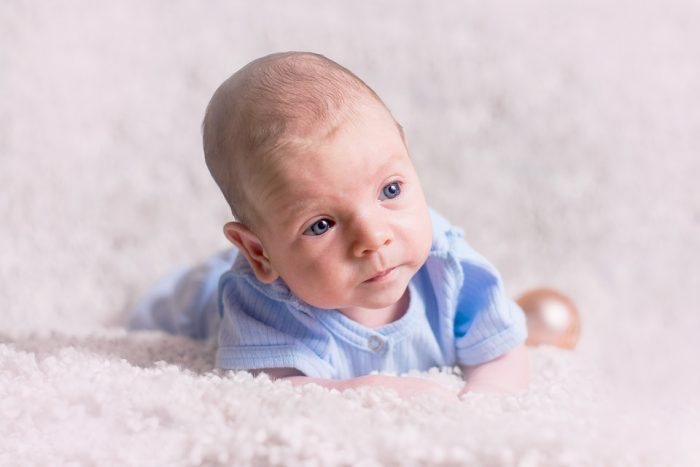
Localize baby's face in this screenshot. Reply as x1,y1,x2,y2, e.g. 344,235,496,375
249,102,432,316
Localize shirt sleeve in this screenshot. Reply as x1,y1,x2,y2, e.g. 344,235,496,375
216,271,334,378
451,236,528,366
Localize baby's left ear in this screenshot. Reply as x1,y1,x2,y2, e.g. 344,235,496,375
223,221,279,283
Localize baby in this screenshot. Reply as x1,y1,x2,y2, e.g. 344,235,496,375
130,52,529,398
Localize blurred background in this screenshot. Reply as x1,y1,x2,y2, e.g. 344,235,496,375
2,1,699,397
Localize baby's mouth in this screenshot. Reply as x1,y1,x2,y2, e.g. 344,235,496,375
364,267,397,283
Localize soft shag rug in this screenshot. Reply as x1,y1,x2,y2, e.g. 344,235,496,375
1,330,695,466
2,1,699,465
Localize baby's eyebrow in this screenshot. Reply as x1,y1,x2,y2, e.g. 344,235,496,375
376,152,403,174
276,196,322,225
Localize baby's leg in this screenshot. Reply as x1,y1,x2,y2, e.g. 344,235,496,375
128,249,238,339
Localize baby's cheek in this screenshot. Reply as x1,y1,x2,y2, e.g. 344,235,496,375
412,209,433,256
292,263,346,306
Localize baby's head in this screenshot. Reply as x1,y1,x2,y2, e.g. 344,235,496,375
202,52,432,318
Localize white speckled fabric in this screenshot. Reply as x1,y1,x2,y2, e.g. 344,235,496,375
2,1,698,464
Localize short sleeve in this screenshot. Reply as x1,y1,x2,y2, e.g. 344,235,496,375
216,269,334,378
451,239,528,366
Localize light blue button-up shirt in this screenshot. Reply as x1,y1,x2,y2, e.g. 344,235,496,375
129,209,527,378
215,209,527,378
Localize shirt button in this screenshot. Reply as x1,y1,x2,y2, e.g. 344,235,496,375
367,335,385,352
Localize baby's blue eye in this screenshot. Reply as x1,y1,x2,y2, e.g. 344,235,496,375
381,182,401,200
303,219,335,236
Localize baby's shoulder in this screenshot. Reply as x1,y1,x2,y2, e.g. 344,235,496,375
427,207,466,255
426,208,496,275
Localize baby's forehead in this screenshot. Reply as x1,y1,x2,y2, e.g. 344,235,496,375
258,120,403,187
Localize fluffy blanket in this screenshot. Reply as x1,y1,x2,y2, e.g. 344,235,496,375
1,332,696,465
2,1,699,465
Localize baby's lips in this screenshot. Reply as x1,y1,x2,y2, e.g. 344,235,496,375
364,266,397,283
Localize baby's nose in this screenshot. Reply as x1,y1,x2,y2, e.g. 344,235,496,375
351,216,393,257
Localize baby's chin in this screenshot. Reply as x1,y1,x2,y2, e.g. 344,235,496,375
304,284,409,312
352,283,410,311
365,290,407,309
294,266,416,311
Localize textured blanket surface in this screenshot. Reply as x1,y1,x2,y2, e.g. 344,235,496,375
0,331,697,466
1,331,696,466
2,1,699,465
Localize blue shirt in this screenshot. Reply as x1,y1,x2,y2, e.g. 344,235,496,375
215,209,527,378
128,209,527,378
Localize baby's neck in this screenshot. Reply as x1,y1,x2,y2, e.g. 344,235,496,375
338,289,410,328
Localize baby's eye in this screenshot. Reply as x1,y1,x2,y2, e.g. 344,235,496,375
303,218,335,236
380,182,401,200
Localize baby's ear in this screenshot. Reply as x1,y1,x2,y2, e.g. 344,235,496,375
223,222,279,284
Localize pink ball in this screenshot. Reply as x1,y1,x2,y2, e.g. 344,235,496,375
517,288,581,349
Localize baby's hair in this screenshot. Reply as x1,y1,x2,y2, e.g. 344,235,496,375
202,51,398,228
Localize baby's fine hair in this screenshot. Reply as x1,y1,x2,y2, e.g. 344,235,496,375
202,51,390,227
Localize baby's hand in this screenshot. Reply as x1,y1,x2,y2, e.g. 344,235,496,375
459,344,530,396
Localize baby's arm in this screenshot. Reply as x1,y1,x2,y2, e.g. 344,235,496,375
458,344,530,395
258,368,459,400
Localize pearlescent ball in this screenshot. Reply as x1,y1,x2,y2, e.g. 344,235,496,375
516,288,580,349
